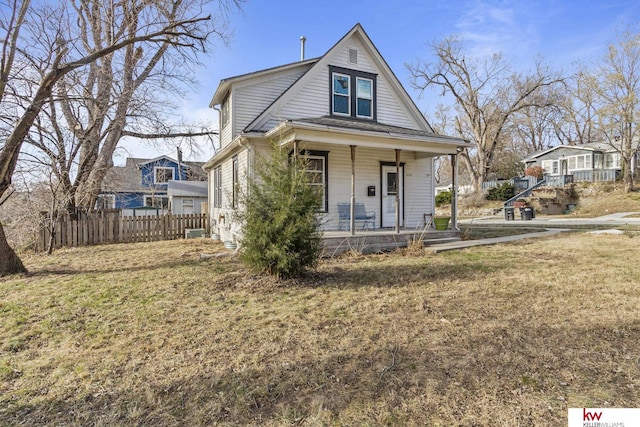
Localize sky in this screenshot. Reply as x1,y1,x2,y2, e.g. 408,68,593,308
117,0,640,164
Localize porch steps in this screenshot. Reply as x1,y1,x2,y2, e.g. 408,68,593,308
321,232,461,257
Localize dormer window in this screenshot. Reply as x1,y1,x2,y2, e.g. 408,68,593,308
330,66,376,120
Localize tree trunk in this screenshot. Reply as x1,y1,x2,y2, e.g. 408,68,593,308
0,221,26,276
624,157,634,193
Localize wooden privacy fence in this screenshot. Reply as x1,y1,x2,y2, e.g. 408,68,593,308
37,210,209,251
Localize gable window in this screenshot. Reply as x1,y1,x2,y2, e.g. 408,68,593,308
232,156,239,208
329,66,376,120
213,165,222,208
332,73,350,115
356,77,373,118
154,166,174,184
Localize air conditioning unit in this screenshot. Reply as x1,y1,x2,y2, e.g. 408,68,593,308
185,228,205,239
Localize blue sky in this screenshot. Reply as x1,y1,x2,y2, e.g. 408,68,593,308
120,0,640,163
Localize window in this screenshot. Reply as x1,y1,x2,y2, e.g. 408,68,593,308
299,150,328,212
154,166,174,184
221,94,230,127
332,73,350,115
95,194,115,210
541,160,559,175
144,195,169,209
213,165,222,208
605,153,619,169
232,156,239,208
567,153,592,171
182,199,194,214
329,66,376,120
594,153,604,169
356,77,373,118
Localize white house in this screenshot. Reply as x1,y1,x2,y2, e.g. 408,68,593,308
203,23,471,244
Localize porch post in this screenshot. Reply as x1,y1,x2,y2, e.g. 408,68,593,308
350,145,356,236
293,140,299,159
451,152,459,230
395,149,400,234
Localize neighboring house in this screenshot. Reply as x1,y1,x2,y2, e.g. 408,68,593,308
167,180,208,214
98,155,206,215
521,142,639,184
203,23,470,243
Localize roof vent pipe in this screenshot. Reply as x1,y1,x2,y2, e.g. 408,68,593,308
300,36,306,61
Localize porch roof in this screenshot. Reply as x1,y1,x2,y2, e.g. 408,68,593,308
265,116,471,156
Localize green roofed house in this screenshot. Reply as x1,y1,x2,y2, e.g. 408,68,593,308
203,23,472,245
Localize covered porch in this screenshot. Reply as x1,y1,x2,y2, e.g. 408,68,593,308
267,117,471,237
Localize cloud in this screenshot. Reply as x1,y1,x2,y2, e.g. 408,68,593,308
453,0,540,62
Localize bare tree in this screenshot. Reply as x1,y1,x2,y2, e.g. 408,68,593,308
592,28,640,192
507,84,566,155
0,0,222,276
20,0,229,215
554,68,602,146
408,36,563,191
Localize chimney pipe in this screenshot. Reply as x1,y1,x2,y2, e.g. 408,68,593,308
300,36,306,61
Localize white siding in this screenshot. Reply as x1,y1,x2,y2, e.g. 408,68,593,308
233,69,307,136
258,36,423,131
297,143,433,230
208,147,250,242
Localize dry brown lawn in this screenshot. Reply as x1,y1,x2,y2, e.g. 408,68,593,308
1,233,639,426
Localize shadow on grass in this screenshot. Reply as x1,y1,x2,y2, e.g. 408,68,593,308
4,317,639,426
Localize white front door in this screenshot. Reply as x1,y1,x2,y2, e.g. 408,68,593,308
381,165,403,228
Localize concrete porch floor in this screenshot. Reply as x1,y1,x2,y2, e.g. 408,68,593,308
321,228,461,257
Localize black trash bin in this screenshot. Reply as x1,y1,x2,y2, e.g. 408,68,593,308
521,207,533,220
504,207,514,221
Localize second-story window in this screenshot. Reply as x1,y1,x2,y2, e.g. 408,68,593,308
356,77,373,118
332,73,350,115
154,166,174,184
330,66,376,120
221,94,230,127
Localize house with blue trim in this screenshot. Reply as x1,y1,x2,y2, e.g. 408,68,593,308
98,155,206,215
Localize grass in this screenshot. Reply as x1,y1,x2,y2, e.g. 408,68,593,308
563,183,640,217
1,235,639,426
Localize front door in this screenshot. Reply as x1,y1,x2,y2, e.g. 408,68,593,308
381,165,403,228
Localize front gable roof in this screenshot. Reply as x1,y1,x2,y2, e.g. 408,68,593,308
244,23,435,134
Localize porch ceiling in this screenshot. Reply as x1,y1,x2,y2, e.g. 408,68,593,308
265,118,471,156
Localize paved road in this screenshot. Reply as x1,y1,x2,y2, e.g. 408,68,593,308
460,211,640,227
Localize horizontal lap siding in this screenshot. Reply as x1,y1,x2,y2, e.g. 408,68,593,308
297,143,433,230
234,70,308,134
271,38,422,131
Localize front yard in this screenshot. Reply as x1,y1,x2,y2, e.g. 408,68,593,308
1,234,638,426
